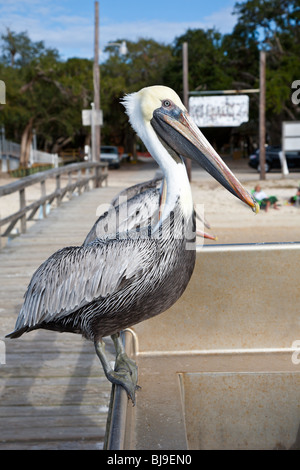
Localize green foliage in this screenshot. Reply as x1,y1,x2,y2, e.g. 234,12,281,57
0,30,94,154
1,28,59,67
232,0,300,140
166,28,232,93
100,38,172,147
0,0,299,156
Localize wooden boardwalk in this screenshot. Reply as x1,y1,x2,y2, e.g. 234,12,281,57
0,185,126,450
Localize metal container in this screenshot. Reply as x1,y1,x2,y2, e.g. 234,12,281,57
105,243,300,450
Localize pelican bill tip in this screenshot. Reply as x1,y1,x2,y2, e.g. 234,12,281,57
253,201,260,214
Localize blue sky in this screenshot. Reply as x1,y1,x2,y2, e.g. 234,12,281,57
0,0,238,60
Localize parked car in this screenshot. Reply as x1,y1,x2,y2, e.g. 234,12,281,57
248,146,300,173
100,146,120,169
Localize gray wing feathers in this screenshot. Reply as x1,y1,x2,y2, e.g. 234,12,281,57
15,240,150,330
83,187,161,245
117,189,160,233
110,177,162,206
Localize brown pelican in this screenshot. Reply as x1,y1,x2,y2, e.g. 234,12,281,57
6,86,258,404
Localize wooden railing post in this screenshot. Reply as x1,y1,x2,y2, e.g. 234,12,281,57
85,167,90,191
103,165,108,187
95,165,101,188
41,180,46,218
77,170,82,195
68,171,72,199
56,174,61,206
19,188,26,233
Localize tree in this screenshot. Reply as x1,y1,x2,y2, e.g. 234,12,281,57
0,30,94,166
1,28,59,67
100,38,173,155
1,3,299,164
233,0,300,142
165,28,233,96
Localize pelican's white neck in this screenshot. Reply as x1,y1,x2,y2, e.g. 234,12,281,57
141,121,193,223
123,89,194,223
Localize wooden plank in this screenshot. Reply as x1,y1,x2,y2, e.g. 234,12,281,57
0,440,105,450
0,185,124,450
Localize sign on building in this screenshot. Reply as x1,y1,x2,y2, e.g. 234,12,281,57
282,122,300,151
0,81,5,104
189,95,249,127
281,121,300,176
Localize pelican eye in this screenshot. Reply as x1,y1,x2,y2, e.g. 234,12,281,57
162,99,172,108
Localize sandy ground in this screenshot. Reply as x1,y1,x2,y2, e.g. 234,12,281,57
0,157,300,245
190,167,300,245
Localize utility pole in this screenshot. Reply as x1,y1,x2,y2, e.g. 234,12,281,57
183,42,189,110
183,41,192,181
259,50,266,180
93,1,100,162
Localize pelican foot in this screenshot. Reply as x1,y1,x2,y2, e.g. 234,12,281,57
94,337,140,405
113,351,140,404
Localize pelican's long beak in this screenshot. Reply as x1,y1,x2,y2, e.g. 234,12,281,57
151,106,259,213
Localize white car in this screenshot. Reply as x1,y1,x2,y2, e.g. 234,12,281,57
100,146,120,169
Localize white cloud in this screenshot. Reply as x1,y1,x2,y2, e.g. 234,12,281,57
203,6,237,33
0,2,237,60
101,5,236,43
